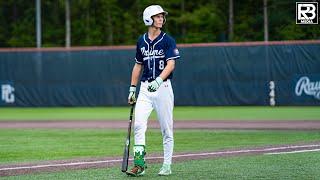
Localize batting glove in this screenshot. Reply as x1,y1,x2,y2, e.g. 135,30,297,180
128,85,136,104
147,77,163,92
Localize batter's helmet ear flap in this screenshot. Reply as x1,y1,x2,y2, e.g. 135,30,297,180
143,5,168,26
144,16,153,26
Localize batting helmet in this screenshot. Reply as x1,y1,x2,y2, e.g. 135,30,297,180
143,5,168,26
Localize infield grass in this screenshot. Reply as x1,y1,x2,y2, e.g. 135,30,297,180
0,106,319,120
1,129,319,164
5,151,320,179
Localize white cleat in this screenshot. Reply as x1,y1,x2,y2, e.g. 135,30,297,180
158,164,172,176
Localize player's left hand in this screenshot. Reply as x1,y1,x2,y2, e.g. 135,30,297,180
147,77,163,92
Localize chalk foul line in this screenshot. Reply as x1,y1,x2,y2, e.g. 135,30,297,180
1,144,320,171
265,148,320,155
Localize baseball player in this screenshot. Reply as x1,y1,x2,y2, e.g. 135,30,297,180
126,5,180,177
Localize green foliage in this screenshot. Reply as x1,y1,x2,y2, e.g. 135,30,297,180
175,3,226,43
5,1,35,47
0,0,319,47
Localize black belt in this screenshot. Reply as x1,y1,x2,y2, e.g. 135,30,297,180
144,79,168,83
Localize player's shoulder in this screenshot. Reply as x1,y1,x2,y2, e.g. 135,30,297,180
137,33,146,40
163,32,174,40
136,33,147,44
162,32,176,44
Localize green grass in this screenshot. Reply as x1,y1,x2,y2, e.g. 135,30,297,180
0,129,319,164
4,152,320,179
0,106,319,120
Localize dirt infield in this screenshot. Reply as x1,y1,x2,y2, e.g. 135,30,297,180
1,120,320,130
1,120,320,177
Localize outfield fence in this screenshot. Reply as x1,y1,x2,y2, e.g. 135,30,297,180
0,40,319,106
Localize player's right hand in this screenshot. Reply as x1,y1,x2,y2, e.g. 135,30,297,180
128,85,136,104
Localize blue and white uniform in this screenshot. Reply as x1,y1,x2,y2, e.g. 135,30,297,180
135,31,180,82
134,31,180,165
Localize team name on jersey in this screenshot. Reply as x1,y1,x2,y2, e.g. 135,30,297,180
140,47,164,56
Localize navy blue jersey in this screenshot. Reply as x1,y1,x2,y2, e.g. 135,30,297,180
135,31,180,82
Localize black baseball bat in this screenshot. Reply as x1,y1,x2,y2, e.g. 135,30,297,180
121,104,135,172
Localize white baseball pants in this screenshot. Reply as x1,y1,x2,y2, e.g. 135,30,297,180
134,80,174,165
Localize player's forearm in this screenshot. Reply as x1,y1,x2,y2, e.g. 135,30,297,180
159,60,175,80
131,64,142,86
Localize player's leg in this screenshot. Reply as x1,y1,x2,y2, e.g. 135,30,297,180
127,82,153,176
154,80,174,175
134,91,153,147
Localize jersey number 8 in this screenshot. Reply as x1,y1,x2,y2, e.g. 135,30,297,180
159,60,165,70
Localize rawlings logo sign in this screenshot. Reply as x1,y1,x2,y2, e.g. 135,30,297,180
295,76,320,100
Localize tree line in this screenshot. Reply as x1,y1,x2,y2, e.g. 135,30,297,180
0,0,319,47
